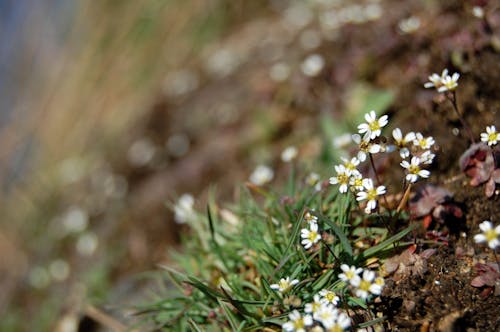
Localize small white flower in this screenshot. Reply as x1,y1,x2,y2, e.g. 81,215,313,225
419,150,436,165
313,304,338,328
392,128,416,159
424,68,448,89
338,264,362,286
370,276,385,296
351,269,377,299
249,165,274,185
400,157,430,183
413,133,435,150
269,62,290,82
319,289,340,306
304,211,318,224
174,194,195,224
305,294,323,314
480,126,500,146
352,134,381,162
341,157,361,173
398,16,420,34
281,146,298,162
437,72,460,93
472,6,484,18
301,54,325,77
329,165,351,193
270,277,299,293
301,222,321,249
322,311,351,331
349,172,364,191
282,310,313,332
305,172,320,186
332,133,352,149
357,110,389,139
474,221,500,249
356,179,386,213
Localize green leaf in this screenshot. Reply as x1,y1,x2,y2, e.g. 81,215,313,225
356,224,415,263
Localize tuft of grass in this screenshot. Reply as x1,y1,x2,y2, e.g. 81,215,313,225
138,167,413,331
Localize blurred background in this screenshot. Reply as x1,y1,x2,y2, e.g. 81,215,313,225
1,0,497,330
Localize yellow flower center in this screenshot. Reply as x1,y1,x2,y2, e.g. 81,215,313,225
485,229,497,242
409,164,420,175
293,318,305,329
369,121,381,131
327,324,344,332
308,231,318,242
325,291,336,302
279,280,290,290
366,188,378,201
359,279,371,292
374,277,385,286
488,132,497,143
338,173,349,184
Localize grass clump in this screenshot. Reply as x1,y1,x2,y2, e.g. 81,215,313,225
138,160,414,331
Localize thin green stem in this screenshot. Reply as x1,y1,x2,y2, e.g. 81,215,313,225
447,91,475,143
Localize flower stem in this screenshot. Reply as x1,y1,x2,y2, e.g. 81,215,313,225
447,91,475,143
368,153,389,208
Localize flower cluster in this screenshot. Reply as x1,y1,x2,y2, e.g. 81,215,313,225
339,264,384,299
329,110,435,214
282,290,351,332
424,68,460,93
474,220,499,250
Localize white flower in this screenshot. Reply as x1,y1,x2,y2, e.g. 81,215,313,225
269,62,290,82
424,68,448,89
352,134,382,162
419,150,436,165
329,165,351,193
400,157,430,183
437,72,460,93
472,6,484,18
249,165,274,185
174,194,195,224
305,295,323,314
356,179,386,213
392,128,416,158
349,172,364,191
398,16,421,34
313,304,338,328
480,126,500,146
357,111,389,139
301,54,325,77
306,172,320,186
413,133,435,150
341,157,361,173
332,133,352,149
474,221,500,250
304,212,318,224
281,146,298,162
338,264,362,286
270,277,299,293
301,222,321,249
351,269,381,299
371,276,385,295
282,310,313,332
319,289,340,306
322,311,351,331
